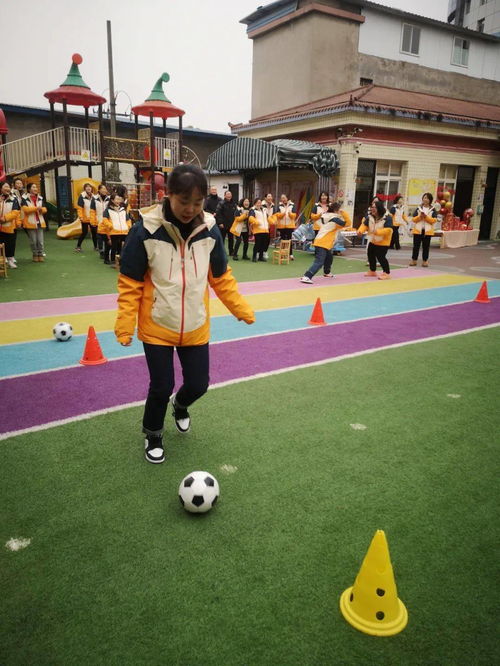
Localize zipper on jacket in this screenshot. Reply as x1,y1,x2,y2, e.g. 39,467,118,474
192,245,198,278
178,242,186,346
168,251,174,280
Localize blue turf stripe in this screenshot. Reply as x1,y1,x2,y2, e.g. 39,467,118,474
1,280,499,378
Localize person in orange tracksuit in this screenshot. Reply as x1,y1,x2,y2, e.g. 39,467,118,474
389,194,408,250
230,197,251,261
248,197,274,262
101,193,132,267
91,183,111,263
0,182,21,268
410,192,437,267
75,183,97,252
300,202,345,283
310,191,329,238
275,194,297,259
357,200,393,280
115,164,255,464
21,183,47,262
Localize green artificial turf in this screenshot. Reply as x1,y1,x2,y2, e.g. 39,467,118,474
0,230,365,302
1,328,499,665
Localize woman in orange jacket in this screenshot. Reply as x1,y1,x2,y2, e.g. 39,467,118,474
310,191,329,237
410,192,437,267
275,194,297,260
0,182,21,268
357,200,393,280
101,193,132,267
22,183,47,262
75,183,97,252
115,164,255,464
230,197,251,260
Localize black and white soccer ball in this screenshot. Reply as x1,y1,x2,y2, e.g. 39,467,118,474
53,321,73,341
179,471,220,513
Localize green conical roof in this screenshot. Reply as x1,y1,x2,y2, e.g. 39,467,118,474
61,54,90,89
146,73,171,103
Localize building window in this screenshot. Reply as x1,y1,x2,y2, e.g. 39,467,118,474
452,37,469,66
477,18,485,32
374,161,403,202
438,165,457,201
465,0,471,13
401,24,420,56
360,77,373,86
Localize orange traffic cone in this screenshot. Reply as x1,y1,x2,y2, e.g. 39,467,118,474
79,326,108,365
308,297,326,326
474,281,490,304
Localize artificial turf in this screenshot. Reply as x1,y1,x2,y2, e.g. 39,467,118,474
0,230,365,302
1,328,499,665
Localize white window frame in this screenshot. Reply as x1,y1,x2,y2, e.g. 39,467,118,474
400,23,421,56
374,161,404,203
438,165,457,203
451,37,469,67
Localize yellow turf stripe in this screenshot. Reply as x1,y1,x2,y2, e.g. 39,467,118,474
0,273,480,344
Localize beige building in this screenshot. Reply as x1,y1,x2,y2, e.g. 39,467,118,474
233,0,500,239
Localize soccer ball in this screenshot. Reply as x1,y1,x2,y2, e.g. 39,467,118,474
53,322,73,341
179,471,220,513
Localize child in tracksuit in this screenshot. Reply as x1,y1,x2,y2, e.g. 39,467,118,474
91,183,110,262
115,164,255,464
0,182,21,268
75,183,97,252
300,202,345,283
101,193,132,267
357,200,393,279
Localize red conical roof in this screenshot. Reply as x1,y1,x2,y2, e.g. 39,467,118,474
0,107,7,134
44,54,106,107
132,73,184,119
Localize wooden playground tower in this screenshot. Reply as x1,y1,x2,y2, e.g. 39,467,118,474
0,54,185,223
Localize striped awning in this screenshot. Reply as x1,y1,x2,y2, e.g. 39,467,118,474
206,137,338,176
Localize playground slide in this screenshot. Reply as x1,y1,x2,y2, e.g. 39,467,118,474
56,219,81,239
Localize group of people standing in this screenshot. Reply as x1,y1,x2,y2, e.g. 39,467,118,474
205,188,297,262
0,177,48,266
75,183,132,266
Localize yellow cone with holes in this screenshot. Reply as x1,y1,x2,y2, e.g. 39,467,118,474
340,530,408,636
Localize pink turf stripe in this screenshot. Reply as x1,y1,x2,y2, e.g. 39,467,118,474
0,293,118,321
214,267,442,297
0,268,440,321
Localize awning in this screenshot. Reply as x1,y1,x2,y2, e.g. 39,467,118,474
206,137,338,176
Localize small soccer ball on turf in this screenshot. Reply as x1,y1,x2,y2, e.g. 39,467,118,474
179,471,220,513
53,322,73,341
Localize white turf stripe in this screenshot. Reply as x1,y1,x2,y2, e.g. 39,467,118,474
2,296,498,381
0,322,497,441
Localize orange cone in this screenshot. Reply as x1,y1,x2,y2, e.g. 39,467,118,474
308,297,326,326
474,281,490,304
79,326,108,365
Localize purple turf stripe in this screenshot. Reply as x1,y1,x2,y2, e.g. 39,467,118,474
0,268,438,321
1,299,498,436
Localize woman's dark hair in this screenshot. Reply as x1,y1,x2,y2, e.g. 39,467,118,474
98,183,107,192
167,164,207,198
239,197,250,207
253,197,262,206
113,184,128,199
372,200,387,218
109,193,121,205
319,191,329,203
393,194,403,204
370,195,380,205
327,202,341,213
27,182,37,192
83,182,93,191
422,192,433,204
13,178,24,187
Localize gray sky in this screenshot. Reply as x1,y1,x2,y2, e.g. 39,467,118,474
1,0,448,133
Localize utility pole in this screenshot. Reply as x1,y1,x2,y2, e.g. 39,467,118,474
107,20,117,138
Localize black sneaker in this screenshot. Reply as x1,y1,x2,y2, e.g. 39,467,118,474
144,433,165,464
171,394,191,434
